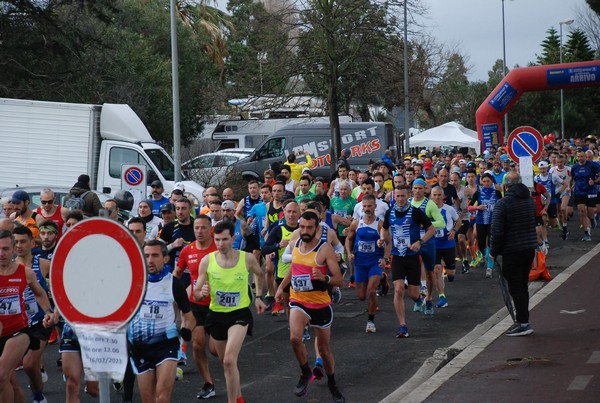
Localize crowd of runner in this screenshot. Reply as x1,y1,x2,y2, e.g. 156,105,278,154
1,135,600,403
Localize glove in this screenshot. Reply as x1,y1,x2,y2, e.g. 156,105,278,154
180,328,192,342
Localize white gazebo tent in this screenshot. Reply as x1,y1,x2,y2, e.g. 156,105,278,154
410,122,480,150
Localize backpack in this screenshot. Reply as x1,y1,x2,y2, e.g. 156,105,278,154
65,191,91,211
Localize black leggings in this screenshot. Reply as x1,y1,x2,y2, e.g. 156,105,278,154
476,223,491,253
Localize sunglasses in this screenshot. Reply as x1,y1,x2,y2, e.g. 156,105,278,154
40,200,53,205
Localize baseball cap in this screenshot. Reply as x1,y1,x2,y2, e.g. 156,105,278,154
459,159,466,164
423,161,433,169
221,200,235,211
452,167,462,174
416,159,424,164
174,182,185,191
10,190,30,204
538,161,549,168
467,161,476,169
150,180,164,188
500,155,509,162
160,202,175,213
302,167,312,175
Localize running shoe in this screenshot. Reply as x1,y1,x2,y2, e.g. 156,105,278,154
263,296,274,312
312,363,324,380
332,287,342,303
366,320,376,333
396,325,409,338
469,258,477,268
47,328,58,345
302,327,311,341
437,295,448,308
197,382,216,399
41,368,48,383
33,397,47,403
485,267,493,278
329,384,346,403
462,261,470,274
476,250,484,263
380,272,390,295
582,233,592,242
175,367,183,381
413,298,423,312
178,350,187,366
505,323,534,337
294,373,313,397
271,302,284,316
112,382,123,392
424,300,434,315
348,280,356,288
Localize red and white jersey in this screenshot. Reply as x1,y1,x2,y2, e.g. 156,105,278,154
550,166,571,194
0,264,29,337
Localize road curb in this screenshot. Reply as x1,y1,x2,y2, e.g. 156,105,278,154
381,242,600,403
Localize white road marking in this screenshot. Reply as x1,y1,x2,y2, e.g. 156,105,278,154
586,351,600,364
567,375,593,390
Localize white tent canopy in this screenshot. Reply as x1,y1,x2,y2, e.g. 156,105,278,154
410,122,480,150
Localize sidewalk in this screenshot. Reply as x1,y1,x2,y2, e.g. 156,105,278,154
398,243,600,403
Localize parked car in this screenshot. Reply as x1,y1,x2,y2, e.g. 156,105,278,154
0,186,111,218
183,150,254,187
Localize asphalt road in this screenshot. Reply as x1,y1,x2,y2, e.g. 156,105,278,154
16,219,597,402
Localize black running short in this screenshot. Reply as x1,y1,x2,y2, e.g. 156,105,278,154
191,303,210,327
435,247,456,267
0,327,39,355
289,301,333,329
29,321,53,342
206,307,253,341
130,338,180,375
390,254,421,286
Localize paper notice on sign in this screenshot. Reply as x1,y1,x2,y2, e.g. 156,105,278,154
519,156,534,189
75,327,128,381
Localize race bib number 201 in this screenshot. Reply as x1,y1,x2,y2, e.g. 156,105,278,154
216,291,240,307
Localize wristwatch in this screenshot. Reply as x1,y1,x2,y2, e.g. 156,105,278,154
417,239,424,245
324,275,331,284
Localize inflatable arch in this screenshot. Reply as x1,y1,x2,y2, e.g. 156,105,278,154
476,60,600,150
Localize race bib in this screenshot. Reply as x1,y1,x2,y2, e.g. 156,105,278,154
357,240,376,253
25,300,39,317
334,210,347,217
435,228,445,238
141,300,168,319
291,274,314,292
216,291,240,307
588,194,597,199
393,236,409,249
0,295,21,315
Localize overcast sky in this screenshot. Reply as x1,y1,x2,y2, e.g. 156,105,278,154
422,0,589,81
215,0,590,82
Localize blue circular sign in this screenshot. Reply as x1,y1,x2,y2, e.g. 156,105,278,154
124,167,144,186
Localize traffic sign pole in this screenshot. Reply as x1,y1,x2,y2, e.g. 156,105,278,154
50,218,147,396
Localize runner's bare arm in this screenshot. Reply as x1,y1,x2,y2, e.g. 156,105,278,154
193,255,210,301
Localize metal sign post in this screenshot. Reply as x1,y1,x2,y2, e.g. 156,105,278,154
50,218,147,402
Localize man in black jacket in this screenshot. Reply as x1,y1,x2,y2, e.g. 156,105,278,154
490,172,537,337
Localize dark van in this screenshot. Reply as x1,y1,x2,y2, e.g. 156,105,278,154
233,122,396,181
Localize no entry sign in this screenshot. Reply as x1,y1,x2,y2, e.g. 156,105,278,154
50,218,147,329
507,126,544,163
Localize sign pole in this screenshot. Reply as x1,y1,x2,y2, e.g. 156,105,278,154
50,218,147,398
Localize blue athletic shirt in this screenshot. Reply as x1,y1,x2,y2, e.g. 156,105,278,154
353,216,384,265
470,187,502,225
23,255,48,326
572,161,600,196
248,202,267,247
383,206,432,257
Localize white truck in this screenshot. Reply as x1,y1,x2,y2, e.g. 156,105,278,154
0,98,204,199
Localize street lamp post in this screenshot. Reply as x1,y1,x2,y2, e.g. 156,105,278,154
257,52,267,95
559,18,574,140
403,0,410,155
